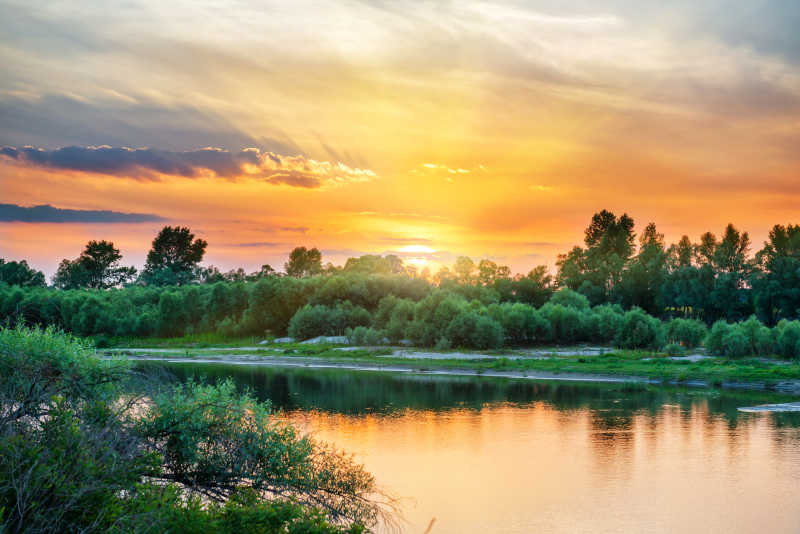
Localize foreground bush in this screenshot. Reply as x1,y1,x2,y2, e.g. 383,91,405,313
0,325,388,533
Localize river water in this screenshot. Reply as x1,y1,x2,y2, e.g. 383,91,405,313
152,362,800,533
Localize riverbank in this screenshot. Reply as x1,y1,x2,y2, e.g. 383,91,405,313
101,343,800,395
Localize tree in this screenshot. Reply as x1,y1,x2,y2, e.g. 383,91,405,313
752,224,800,324
666,235,693,270
453,256,476,285
343,254,406,275
285,247,323,277
0,259,45,287
616,222,667,314
557,210,636,304
140,226,207,286
510,266,554,307
52,240,136,289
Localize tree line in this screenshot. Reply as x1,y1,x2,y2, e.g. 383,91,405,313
1,212,799,356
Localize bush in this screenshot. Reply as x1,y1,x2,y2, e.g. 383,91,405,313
665,318,708,348
288,304,370,340
664,343,684,356
0,326,386,532
704,320,733,356
443,312,504,350
615,308,665,350
540,304,586,344
721,328,749,358
347,326,385,346
587,304,624,343
548,288,590,310
776,320,800,359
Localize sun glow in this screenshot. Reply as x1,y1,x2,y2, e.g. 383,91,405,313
398,245,435,254
405,257,429,270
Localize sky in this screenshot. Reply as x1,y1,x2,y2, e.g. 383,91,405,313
1,0,799,277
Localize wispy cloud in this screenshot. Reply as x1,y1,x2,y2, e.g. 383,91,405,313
0,145,377,188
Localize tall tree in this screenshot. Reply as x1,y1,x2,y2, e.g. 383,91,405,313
616,222,666,314
52,240,136,289
140,226,207,286
752,224,800,324
557,209,636,304
284,246,323,277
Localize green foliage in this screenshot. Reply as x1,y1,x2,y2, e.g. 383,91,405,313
548,288,590,310
721,328,749,359
615,308,665,350
665,318,708,348
664,343,684,356
288,303,370,340
704,320,732,356
704,318,773,359
140,226,208,286
0,258,46,287
347,326,385,346
775,320,800,359
444,311,503,350
0,326,384,532
52,240,137,289
285,246,323,278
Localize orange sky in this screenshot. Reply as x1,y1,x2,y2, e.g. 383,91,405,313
1,1,799,276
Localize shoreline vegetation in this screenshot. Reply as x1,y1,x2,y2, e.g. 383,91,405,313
0,325,393,533
3,212,800,366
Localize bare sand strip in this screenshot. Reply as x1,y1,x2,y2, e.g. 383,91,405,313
117,354,647,384
737,402,800,413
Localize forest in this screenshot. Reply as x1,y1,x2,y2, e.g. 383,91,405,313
1,211,800,358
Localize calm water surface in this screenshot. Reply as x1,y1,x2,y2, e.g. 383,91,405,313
154,363,800,533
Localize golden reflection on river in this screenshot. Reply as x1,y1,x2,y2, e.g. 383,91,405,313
287,402,800,533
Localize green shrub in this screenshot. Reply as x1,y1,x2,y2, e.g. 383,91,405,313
664,343,684,356
347,326,385,346
587,304,624,343
721,328,749,358
665,318,708,348
776,320,800,359
548,288,590,310
704,320,733,356
615,308,665,350
540,304,585,344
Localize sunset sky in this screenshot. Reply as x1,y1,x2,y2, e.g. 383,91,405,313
1,0,799,277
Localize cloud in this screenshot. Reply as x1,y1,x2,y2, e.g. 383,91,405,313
0,203,166,223
0,145,377,188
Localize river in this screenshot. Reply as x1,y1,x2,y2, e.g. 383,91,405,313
149,362,800,533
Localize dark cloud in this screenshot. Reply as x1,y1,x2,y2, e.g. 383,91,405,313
0,94,277,153
0,203,166,223
279,226,309,233
0,145,376,187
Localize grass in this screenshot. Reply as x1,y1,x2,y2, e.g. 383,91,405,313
99,337,800,390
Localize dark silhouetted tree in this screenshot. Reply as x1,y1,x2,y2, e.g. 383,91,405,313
52,240,136,289
285,246,323,277
140,226,207,286
0,259,45,287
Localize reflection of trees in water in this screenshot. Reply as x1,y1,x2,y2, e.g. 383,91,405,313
144,363,800,432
